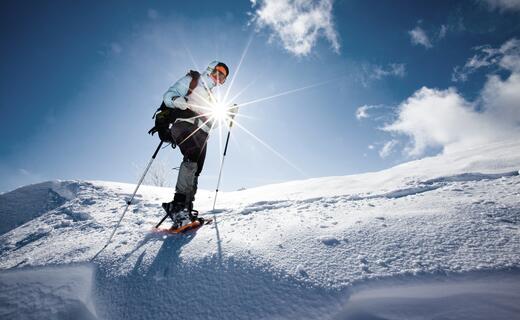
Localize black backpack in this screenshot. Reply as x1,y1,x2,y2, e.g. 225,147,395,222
148,70,200,144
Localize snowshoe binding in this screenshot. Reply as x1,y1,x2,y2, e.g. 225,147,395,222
155,201,212,234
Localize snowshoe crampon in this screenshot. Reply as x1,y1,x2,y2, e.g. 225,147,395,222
152,217,213,234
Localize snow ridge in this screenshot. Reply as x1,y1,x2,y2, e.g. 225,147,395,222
0,181,80,236
235,170,519,214
0,140,519,319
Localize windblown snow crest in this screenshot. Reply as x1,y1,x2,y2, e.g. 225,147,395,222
0,181,80,235
0,264,97,320
0,140,519,319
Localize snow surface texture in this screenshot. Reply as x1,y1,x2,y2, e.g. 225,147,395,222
0,264,97,320
0,139,519,319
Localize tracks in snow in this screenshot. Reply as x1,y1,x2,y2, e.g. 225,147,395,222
233,171,519,216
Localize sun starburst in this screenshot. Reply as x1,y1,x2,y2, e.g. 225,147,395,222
180,35,340,180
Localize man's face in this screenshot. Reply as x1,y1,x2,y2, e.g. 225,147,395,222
211,68,227,85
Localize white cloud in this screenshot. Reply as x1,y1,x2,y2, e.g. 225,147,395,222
452,38,520,82
481,0,520,12
357,63,406,87
355,104,388,120
384,40,520,156
355,104,392,121
409,20,464,49
379,140,399,158
408,26,432,49
438,24,448,39
355,105,371,120
481,72,520,124
384,87,502,156
250,0,340,56
370,63,406,80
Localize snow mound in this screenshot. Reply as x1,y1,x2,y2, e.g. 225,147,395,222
0,264,97,320
0,181,80,235
337,270,520,320
0,139,519,319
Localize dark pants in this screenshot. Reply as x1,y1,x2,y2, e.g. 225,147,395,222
171,121,208,176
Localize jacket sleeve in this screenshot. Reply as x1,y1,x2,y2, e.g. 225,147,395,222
163,75,191,108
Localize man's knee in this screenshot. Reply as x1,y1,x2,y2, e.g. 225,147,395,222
180,159,198,174
175,160,198,195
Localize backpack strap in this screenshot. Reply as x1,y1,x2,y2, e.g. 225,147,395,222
152,70,200,119
186,70,200,96
149,70,202,139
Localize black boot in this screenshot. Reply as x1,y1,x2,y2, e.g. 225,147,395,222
162,194,185,214
162,193,193,228
161,202,183,215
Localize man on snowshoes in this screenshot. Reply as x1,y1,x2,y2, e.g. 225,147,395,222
156,61,230,229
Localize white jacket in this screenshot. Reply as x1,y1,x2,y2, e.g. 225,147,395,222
163,63,221,133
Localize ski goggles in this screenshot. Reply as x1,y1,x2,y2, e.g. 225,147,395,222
214,65,228,78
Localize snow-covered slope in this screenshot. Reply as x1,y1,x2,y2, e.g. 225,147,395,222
1,139,519,319
0,181,78,236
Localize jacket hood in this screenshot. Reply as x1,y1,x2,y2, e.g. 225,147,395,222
204,61,221,75
202,60,229,88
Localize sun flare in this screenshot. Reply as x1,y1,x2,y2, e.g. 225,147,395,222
211,101,231,123
181,34,332,178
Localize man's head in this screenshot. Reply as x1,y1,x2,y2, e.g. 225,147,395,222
207,61,229,85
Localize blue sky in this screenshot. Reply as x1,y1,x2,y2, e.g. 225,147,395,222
1,0,519,193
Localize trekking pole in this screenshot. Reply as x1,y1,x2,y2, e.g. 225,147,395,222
212,106,239,210
91,140,164,261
